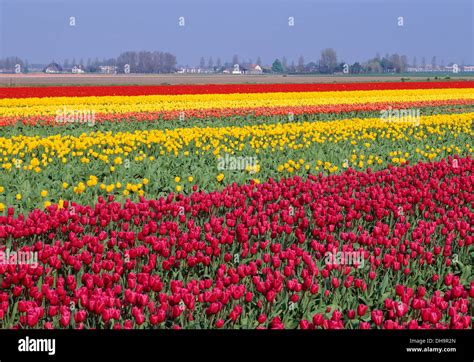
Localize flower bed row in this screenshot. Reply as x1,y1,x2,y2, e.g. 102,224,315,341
2,98,474,127
0,157,472,329
2,81,474,99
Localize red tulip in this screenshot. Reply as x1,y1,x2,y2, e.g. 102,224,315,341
357,304,368,317
371,310,383,326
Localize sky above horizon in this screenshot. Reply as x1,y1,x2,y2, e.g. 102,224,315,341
0,0,472,66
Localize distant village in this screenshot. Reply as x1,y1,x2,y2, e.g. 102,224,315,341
407,64,474,73
176,64,265,75
38,62,266,75
1,50,473,75
42,63,117,74
32,61,474,75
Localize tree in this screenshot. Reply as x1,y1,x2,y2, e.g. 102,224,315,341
319,48,337,74
0,56,24,73
137,51,153,73
216,57,222,68
400,55,408,73
306,62,318,73
379,54,397,73
384,54,395,72
288,60,295,73
232,54,239,66
134,51,177,73
297,56,305,73
365,56,381,73
431,56,437,69
162,52,177,73
208,57,214,69
282,56,288,71
412,56,417,68
117,51,137,73
63,59,70,69
351,62,362,74
272,59,284,73
256,56,262,66
335,62,346,73
421,56,426,69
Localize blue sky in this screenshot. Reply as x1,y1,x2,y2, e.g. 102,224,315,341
0,0,472,65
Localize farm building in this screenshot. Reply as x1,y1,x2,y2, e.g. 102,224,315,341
43,63,62,73
72,65,86,74
98,65,117,74
248,64,263,74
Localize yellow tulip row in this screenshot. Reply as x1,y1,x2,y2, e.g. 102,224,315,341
0,113,472,173
276,143,471,175
0,88,473,117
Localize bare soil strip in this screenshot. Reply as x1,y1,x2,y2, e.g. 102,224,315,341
1,73,471,86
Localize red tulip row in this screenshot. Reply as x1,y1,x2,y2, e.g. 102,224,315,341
0,156,472,329
2,81,474,99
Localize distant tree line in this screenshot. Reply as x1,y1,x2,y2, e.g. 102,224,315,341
195,49,418,75
0,51,177,74
114,51,177,73
0,57,28,72
268,49,412,74
63,51,177,73
0,49,464,75
74,51,177,73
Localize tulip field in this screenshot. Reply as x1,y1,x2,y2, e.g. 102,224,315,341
0,81,473,329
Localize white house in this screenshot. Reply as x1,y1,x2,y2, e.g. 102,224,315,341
248,64,263,74
71,65,85,74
